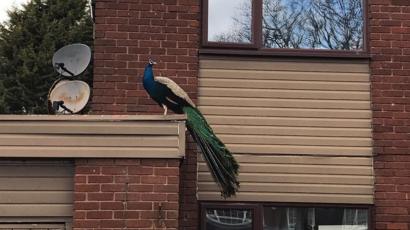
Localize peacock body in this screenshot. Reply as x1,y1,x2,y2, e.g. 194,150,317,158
142,59,239,197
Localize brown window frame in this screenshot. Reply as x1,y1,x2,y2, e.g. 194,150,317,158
200,202,373,230
201,0,369,58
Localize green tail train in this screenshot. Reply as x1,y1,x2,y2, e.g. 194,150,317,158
183,106,240,198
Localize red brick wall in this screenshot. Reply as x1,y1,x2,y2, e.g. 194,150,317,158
178,140,199,230
92,0,200,115
370,0,410,229
73,159,180,229
90,0,201,229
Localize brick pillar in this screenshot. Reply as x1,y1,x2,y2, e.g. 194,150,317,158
89,1,201,229
370,0,410,229
178,140,199,230
73,159,180,229
92,0,200,115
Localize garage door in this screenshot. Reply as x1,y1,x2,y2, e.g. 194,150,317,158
0,223,66,229
0,160,73,218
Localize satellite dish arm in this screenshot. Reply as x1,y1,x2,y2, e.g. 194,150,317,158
52,101,74,114
55,63,75,77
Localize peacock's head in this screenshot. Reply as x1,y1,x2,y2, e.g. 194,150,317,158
148,58,157,66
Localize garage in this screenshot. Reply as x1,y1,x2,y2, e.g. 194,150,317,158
0,160,73,229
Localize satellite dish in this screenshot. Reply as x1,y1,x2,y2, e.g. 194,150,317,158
52,43,91,77
48,80,90,114
48,43,92,114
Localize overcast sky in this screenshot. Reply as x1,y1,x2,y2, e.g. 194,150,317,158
0,0,29,23
208,0,249,40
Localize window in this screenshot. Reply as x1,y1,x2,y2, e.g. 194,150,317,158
201,204,370,230
205,207,253,230
263,206,369,230
201,204,258,230
203,0,366,54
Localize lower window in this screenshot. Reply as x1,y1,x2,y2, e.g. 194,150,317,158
201,204,370,230
263,206,368,230
202,204,256,230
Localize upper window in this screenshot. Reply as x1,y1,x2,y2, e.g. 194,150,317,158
203,0,366,53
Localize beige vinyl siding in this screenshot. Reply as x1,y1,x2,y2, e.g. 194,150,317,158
0,223,66,229
197,57,373,204
0,115,186,158
0,160,73,217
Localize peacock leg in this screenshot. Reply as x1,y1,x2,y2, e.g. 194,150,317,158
162,104,168,116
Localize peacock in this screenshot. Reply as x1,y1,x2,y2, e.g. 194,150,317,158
142,59,239,198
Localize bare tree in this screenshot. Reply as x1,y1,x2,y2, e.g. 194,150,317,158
263,0,308,48
307,0,363,50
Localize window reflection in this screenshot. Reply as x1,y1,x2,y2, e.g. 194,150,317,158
263,207,368,230
208,0,252,43
205,208,253,230
207,0,364,50
263,0,363,50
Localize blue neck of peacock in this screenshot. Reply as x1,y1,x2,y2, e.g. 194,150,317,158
144,64,154,79
143,64,156,91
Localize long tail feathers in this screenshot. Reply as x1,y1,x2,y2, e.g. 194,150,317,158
183,106,239,198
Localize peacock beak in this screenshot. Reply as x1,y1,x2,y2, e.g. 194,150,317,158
148,58,157,65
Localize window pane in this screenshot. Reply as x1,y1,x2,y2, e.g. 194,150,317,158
263,207,368,230
205,208,253,230
208,0,252,43
262,0,364,50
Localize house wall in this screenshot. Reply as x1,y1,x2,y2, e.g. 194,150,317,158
197,57,374,204
91,0,410,229
91,0,201,229
370,0,410,229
